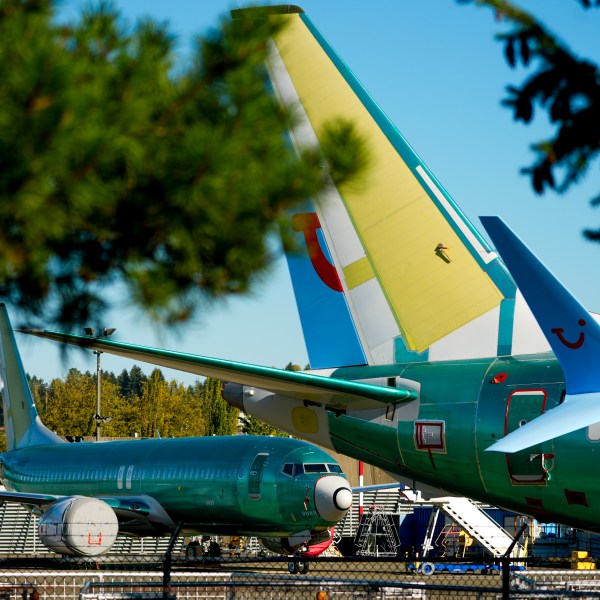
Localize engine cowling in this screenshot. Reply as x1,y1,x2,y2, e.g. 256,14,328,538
38,497,119,556
259,528,334,556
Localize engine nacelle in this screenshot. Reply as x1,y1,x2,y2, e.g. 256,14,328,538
39,497,119,556
259,528,334,556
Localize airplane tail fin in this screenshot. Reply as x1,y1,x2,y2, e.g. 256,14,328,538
481,217,600,453
0,304,64,450
240,6,546,369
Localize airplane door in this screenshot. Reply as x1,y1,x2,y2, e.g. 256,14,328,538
505,389,553,485
248,453,269,500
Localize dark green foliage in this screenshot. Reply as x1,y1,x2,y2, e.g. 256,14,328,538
462,0,600,230
0,1,365,330
126,365,148,399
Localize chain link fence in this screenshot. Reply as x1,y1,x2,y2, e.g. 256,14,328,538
1,554,600,599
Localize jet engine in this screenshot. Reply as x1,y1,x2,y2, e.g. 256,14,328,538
259,528,334,556
38,497,119,556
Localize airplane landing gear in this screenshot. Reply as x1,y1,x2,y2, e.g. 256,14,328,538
287,553,309,574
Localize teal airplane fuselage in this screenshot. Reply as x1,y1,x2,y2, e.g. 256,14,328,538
315,356,577,527
0,303,352,558
0,435,343,537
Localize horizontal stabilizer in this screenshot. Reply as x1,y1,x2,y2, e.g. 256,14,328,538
487,392,600,453
19,329,418,411
480,217,600,395
481,216,600,452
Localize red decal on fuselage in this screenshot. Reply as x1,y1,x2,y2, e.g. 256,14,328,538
551,319,586,349
292,213,343,292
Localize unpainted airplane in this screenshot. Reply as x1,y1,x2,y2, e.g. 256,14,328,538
0,305,352,565
21,6,600,533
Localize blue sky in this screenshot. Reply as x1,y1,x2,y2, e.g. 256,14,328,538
18,1,600,384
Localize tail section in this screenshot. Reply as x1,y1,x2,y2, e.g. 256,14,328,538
0,304,64,450
481,217,600,453
243,6,549,367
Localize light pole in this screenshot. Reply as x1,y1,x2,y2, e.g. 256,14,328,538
84,327,116,442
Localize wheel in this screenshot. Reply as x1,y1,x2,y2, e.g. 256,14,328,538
420,562,435,576
299,561,309,574
288,560,299,574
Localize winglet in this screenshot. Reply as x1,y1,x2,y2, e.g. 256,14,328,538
480,217,600,452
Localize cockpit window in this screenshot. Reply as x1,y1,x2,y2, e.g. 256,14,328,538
303,463,327,473
282,463,341,476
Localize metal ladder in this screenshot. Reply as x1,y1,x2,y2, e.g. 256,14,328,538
355,505,398,556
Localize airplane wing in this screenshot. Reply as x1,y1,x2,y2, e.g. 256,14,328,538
0,490,175,534
0,490,58,507
19,329,418,411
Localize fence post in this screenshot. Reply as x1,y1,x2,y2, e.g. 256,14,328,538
502,522,528,600
163,522,183,600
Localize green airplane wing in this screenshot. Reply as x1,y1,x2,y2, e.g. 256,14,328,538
0,490,59,506
20,329,418,410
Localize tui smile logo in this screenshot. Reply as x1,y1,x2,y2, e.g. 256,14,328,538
292,212,343,292
551,319,586,350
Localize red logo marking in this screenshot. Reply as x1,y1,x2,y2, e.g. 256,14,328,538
551,319,586,349
88,532,103,546
292,213,343,292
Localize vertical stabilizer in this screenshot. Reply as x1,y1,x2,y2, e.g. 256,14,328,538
237,7,551,368
0,304,64,450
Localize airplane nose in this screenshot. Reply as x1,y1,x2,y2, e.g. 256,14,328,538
314,475,353,522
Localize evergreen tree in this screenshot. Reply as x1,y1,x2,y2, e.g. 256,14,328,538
117,369,130,399
0,1,365,329
128,365,148,400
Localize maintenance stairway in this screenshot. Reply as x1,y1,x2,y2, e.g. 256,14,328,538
336,488,524,560
425,496,525,558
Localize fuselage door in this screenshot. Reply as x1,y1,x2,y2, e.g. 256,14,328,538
248,453,269,500
505,389,552,485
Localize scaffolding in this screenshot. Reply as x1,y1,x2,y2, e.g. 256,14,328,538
355,505,399,557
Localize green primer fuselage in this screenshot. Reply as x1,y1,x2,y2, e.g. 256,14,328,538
324,355,595,530
1,435,343,537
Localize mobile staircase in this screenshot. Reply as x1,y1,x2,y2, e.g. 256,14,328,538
426,496,525,559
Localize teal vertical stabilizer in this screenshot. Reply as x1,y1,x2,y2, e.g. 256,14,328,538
0,304,64,450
